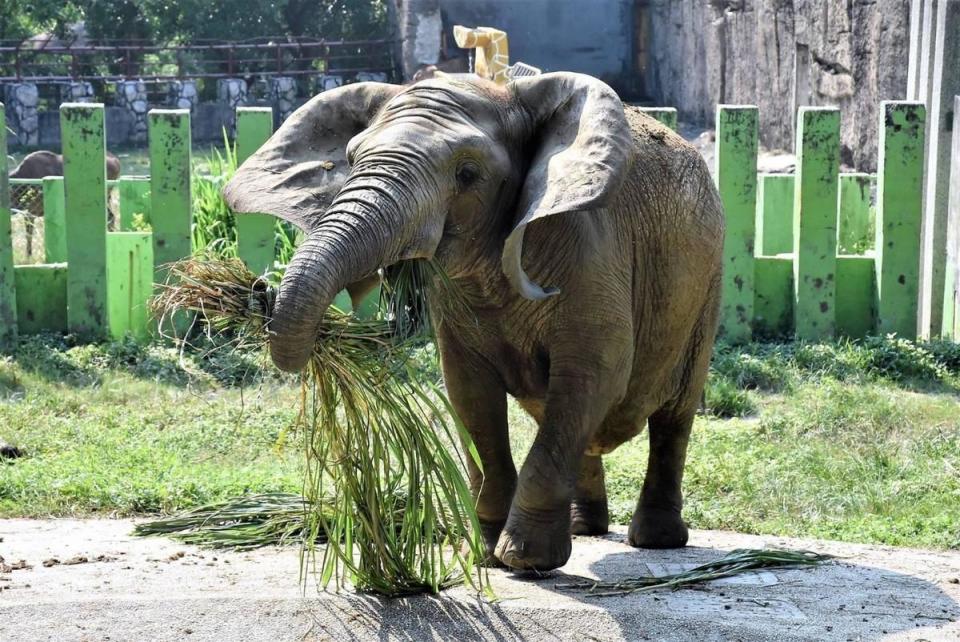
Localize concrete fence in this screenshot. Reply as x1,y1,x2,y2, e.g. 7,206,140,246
0,101,957,349
0,102,279,347
717,100,960,343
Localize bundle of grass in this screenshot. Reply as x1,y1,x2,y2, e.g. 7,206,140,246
133,493,313,550
556,548,832,597
149,257,487,596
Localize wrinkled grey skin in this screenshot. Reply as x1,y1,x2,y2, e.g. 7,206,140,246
10,150,121,256
224,72,724,571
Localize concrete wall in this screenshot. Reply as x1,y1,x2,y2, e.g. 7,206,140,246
438,0,638,93
396,0,640,96
645,0,911,170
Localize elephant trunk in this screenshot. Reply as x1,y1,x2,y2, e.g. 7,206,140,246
268,176,407,372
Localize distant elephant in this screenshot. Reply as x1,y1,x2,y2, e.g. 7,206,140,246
9,150,121,257
224,72,725,571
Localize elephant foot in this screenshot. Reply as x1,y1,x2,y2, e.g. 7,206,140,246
465,519,507,567
628,506,689,549
570,499,609,536
494,508,572,571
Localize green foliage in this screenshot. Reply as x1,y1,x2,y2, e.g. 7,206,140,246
711,347,792,392
704,377,756,418
0,335,302,517
861,334,948,382
191,137,299,272
192,162,238,260
1,1,389,44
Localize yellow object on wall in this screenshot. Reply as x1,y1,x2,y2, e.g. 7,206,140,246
452,26,510,85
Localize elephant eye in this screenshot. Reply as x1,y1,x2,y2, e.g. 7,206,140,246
455,162,481,190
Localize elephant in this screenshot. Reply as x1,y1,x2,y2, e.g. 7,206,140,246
223,72,725,571
9,150,121,257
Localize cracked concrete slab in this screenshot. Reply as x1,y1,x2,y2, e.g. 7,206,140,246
1,519,958,641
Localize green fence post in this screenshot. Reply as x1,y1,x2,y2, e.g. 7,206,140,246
753,256,794,338
793,107,840,341
236,107,276,274
107,232,155,340
0,105,16,349
756,174,794,256
42,176,67,263
14,264,68,334
944,96,960,340
639,107,678,131
836,256,876,338
61,103,108,338
837,173,873,255
149,109,192,280
118,176,151,231
715,105,759,343
875,101,925,338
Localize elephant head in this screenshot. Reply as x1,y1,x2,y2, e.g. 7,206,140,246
223,72,633,372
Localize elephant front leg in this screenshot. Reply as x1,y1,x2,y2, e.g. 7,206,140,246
495,375,609,571
437,331,515,565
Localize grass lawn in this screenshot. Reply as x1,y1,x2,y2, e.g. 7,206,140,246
1,333,958,550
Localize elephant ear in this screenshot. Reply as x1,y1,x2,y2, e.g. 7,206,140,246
223,82,404,232
505,73,634,300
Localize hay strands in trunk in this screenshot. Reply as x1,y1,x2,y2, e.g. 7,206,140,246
149,257,489,598
555,548,833,597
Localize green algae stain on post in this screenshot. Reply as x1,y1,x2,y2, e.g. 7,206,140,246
715,105,759,343
793,107,840,341
756,174,794,256
149,109,192,281
236,107,276,275
875,101,925,338
61,103,108,339
0,106,16,348
638,107,678,131
42,177,67,263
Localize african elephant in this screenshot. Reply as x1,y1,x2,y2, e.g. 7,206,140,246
223,72,725,571
10,150,121,257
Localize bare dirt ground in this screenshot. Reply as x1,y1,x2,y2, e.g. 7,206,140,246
1,519,958,641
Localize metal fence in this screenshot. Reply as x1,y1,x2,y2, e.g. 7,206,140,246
0,37,399,83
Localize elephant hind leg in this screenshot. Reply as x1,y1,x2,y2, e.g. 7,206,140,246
627,404,694,548
570,454,609,535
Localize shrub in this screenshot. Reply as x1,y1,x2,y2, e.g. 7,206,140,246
704,376,756,418
862,335,947,382
711,348,792,392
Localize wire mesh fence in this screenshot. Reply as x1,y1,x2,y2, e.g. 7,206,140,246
8,182,121,262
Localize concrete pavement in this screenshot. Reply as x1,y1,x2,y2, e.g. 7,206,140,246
1,519,958,641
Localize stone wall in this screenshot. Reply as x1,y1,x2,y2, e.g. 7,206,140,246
645,0,911,170
1,74,352,149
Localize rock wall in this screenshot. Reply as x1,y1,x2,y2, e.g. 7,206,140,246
645,0,911,170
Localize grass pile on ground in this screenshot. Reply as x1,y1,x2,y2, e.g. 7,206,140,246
556,548,832,597
133,493,311,550
149,257,486,596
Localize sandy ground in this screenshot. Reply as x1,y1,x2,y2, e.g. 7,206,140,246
1,519,958,641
